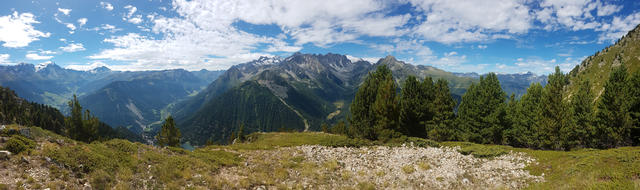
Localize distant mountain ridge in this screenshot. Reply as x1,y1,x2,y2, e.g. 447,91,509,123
0,63,224,135
177,53,478,145
453,72,547,97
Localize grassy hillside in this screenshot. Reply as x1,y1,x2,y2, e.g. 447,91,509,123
567,24,640,99
2,126,639,189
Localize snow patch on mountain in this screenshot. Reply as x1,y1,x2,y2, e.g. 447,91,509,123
35,61,54,72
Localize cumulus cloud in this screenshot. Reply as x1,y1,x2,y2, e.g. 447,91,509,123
0,54,11,64
77,18,87,27
65,61,109,71
410,0,532,44
596,12,640,42
60,43,85,52
58,8,71,16
0,12,50,48
25,53,53,60
90,0,639,71
100,2,114,11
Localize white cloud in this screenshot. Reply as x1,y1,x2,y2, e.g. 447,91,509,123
65,61,109,71
124,5,137,18
507,56,583,74
128,15,143,24
66,23,76,31
60,43,86,52
25,53,53,60
410,0,533,44
77,18,87,27
57,8,71,16
477,45,488,49
0,54,11,64
0,12,50,48
89,24,122,33
596,2,622,17
39,50,57,55
123,5,144,24
100,2,114,11
596,12,640,42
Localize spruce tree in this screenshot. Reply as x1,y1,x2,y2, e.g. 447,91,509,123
537,66,570,150
372,68,400,141
596,65,631,148
156,116,181,147
349,65,387,139
425,79,456,141
67,95,84,140
399,76,433,138
563,80,595,149
509,83,543,148
349,64,398,140
627,71,640,145
456,73,507,144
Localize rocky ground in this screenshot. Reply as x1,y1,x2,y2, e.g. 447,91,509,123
215,144,543,189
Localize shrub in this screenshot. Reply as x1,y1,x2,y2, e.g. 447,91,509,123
4,135,36,154
458,145,508,158
90,170,114,189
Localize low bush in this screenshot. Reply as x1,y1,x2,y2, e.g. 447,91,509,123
4,135,36,154
458,144,508,158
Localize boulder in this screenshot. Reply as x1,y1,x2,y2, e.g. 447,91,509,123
0,150,11,160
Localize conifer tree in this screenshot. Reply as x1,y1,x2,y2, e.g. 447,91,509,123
349,64,398,140
349,65,387,139
399,76,433,138
563,80,595,149
627,71,640,145
425,79,456,141
156,116,181,147
596,65,631,148
505,83,543,148
537,66,570,150
372,67,400,141
456,73,507,144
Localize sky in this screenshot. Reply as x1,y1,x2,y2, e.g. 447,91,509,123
0,0,639,74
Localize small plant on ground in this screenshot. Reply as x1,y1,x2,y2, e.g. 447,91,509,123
402,165,416,174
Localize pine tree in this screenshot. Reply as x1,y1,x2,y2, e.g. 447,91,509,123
563,80,595,149
67,95,84,140
349,65,398,140
399,76,433,138
627,71,640,145
372,67,400,141
349,66,387,139
504,83,543,148
156,116,181,147
456,73,507,144
537,66,570,150
596,65,631,148
330,120,348,135
425,79,456,141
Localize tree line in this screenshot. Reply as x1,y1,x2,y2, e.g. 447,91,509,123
334,64,640,150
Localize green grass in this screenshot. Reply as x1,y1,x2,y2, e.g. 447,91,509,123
441,141,640,189
221,132,373,150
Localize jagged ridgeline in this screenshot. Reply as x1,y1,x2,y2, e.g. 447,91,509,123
177,53,477,145
0,86,142,142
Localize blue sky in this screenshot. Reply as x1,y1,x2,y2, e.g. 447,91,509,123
0,0,639,74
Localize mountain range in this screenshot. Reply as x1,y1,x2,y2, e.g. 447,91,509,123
0,53,569,145
0,63,223,135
